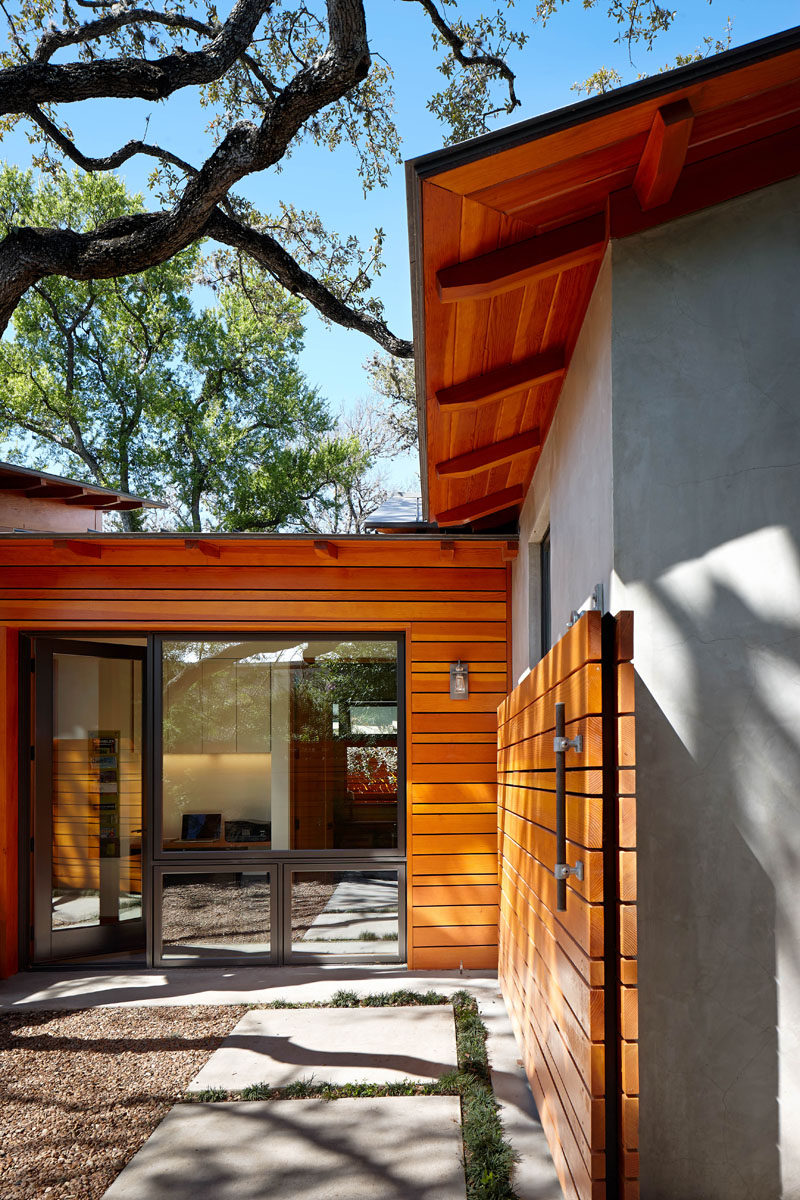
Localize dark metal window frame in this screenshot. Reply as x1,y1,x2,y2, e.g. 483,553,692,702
20,630,407,969
21,636,149,966
540,527,551,659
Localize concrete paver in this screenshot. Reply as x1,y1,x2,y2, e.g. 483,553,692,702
188,1004,458,1091
0,967,563,1198
102,1097,466,1200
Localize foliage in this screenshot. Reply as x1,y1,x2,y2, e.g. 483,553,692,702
0,0,723,374
365,351,418,453
571,15,734,95
0,165,375,531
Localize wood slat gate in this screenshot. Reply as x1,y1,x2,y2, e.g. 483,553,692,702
497,610,638,1200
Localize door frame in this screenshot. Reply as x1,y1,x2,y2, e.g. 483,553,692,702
30,637,148,964
20,630,408,968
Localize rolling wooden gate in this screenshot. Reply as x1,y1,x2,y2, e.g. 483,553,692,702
497,610,637,1200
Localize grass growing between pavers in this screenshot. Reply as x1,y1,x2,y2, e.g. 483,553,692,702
186,989,519,1200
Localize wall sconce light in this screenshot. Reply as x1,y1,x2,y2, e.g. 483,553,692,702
450,660,469,700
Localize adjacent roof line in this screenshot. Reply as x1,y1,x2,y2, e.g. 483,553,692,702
406,24,800,182
0,459,165,509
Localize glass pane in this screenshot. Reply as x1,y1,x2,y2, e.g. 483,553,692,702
161,638,399,852
52,654,143,931
290,870,399,957
291,640,399,851
161,872,271,959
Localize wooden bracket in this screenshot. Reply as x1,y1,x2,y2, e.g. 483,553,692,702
436,350,564,413
634,99,694,211
435,485,524,528
64,539,102,559
185,539,221,558
437,212,607,304
314,539,339,560
436,428,542,478
439,539,456,560
502,541,519,562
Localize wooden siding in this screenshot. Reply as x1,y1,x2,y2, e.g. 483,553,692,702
497,610,636,1200
0,535,512,974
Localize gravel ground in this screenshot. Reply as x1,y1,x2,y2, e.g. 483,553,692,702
0,1006,245,1200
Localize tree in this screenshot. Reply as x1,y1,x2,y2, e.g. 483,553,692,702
0,165,365,531
291,400,396,534
365,352,418,453
0,0,691,354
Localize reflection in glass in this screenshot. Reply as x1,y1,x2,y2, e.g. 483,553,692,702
161,872,271,958
161,638,399,852
290,870,399,957
51,654,143,931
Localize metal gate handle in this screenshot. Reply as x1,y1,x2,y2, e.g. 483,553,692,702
553,702,584,911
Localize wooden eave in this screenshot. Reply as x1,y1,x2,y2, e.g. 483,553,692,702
0,460,164,511
407,26,800,528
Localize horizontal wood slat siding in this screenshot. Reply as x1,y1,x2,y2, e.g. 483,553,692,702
0,536,512,975
497,611,637,1200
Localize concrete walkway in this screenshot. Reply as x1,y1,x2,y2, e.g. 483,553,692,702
0,967,563,1200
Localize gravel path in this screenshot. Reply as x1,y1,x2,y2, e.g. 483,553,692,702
0,1006,245,1200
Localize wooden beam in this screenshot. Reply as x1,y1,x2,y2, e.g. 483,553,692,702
64,494,116,508
314,539,339,560
634,99,694,211
439,539,456,560
185,538,221,558
436,428,542,479
437,212,607,304
435,485,524,528
436,351,565,413
64,539,102,559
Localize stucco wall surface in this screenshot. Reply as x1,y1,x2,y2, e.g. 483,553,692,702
512,251,613,681
610,176,800,1200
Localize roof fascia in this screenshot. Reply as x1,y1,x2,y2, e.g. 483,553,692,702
405,24,800,523
407,24,800,183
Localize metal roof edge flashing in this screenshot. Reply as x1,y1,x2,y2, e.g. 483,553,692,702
405,24,800,181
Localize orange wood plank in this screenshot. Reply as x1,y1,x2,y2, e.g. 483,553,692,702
413,924,499,947
434,485,524,527
437,212,607,303
435,350,564,411
436,427,541,478
410,944,498,970
633,99,695,210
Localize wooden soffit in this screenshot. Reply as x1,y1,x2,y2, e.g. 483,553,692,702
409,28,800,528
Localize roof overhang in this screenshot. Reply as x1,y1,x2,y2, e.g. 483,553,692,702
0,460,164,511
406,25,800,528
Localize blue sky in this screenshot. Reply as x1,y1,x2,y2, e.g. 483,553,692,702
2,0,799,489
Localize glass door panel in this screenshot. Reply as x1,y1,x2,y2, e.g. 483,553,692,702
157,869,274,962
34,641,145,961
288,868,401,961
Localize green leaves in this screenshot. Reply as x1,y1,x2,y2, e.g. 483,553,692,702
0,164,388,533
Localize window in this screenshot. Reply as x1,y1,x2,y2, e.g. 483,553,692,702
159,637,400,853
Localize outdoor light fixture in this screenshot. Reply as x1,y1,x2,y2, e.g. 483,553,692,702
449,660,469,699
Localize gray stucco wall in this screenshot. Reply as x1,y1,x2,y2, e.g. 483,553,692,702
512,252,613,682
610,176,800,1199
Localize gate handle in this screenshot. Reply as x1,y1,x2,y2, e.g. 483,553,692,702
553,702,584,911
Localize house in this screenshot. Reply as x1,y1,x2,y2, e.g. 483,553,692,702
0,460,163,532
0,23,798,1200
405,23,800,1200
